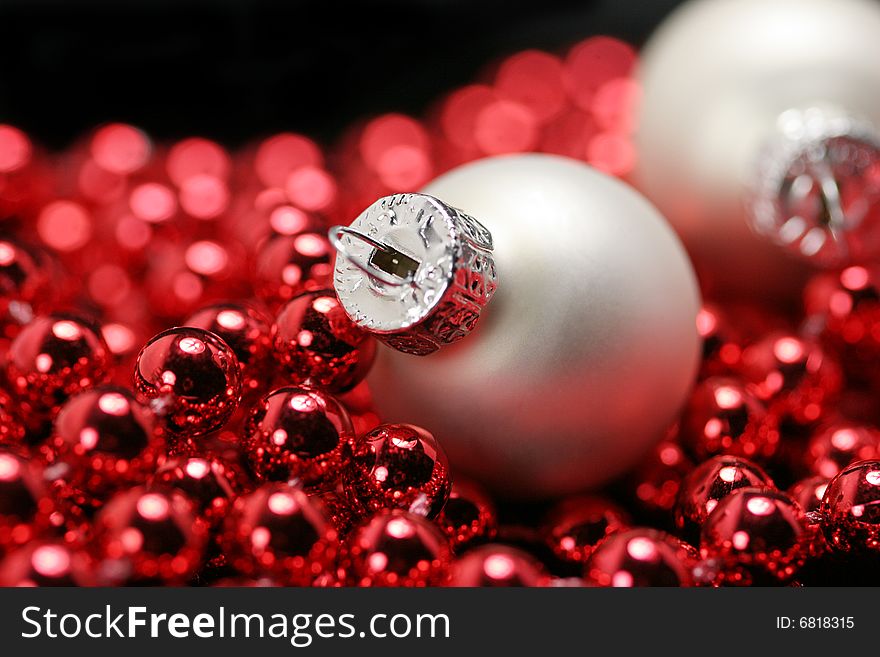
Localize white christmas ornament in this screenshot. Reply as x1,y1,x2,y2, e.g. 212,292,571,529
368,154,701,498
636,0,880,297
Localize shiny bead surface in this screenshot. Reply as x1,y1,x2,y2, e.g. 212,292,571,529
820,459,880,556
221,483,337,584
541,496,629,564
0,540,92,586
806,420,880,479
627,438,694,517
586,528,697,587
700,488,808,583
0,389,25,447
344,423,451,519
134,327,242,437
0,450,50,554
435,479,497,550
93,486,208,585
342,509,450,586
675,455,774,543
5,314,110,416
254,233,333,309
243,386,353,489
150,456,247,524
449,544,548,586
272,289,376,394
788,476,830,515
185,301,273,400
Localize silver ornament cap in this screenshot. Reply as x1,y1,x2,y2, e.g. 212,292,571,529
330,193,497,355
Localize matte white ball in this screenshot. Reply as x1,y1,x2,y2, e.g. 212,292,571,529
368,154,701,498
636,0,880,298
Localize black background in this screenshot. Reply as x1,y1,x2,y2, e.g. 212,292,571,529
0,0,683,148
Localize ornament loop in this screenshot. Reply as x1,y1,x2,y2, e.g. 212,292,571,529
328,225,414,287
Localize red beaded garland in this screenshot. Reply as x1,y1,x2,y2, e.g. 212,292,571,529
5,314,110,417
344,423,451,519
184,301,273,400
133,327,242,438
272,289,376,394
341,509,451,587
243,386,353,489
541,495,630,564
435,479,498,550
586,528,697,587
448,544,549,587
820,459,880,556
0,389,26,447
92,486,208,585
220,483,337,584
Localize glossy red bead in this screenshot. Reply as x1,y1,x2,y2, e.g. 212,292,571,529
0,450,51,554
700,488,809,583
435,479,497,550
184,301,273,400
0,389,26,447
675,455,774,543
254,233,334,309
221,483,337,584
243,386,353,489
788,476,830,515
342,509,450,587
272,289,376,394
449,544,548,586
150,456,247,524
92,486,208,585
541,495,629,564
820,459,880,556
679,377,779,461
586,528,697,587
0,540,93,586
5,314,110,416
344,423,451,519
627,438,694,517
133,327,242,438
805,420,880,479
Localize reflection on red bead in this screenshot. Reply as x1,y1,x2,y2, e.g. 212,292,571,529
820,459,880,556
272,290,376,394
0,450,50,554
788,476,830,515
586,528,697,587
342,509,450,587
244,386,353,489
542,496,629,564
49,386,162,503
675,455,774,543
627,438,694,517
696,304,743,378
221,483,337,584
254,233,334,308
806,421,880,479
344,423,450,519
449,544,548,587
93,486,208,585
435,479,497,550
738,333,841,425
133,327,242,438
700,488,809,583
0,540,93,586
5,314,110,416
150,456,246,524
185,301,273,399
680,377,779,461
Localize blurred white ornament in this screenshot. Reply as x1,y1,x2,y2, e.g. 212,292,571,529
636,0,880,297
368,154,701,498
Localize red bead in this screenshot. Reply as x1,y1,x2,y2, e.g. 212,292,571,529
435,479,497,550
150,456,247,524
341,509,450,586
0,389,25,447
0,449,52,554
700,488,809,583
820,459,880,556
695,304,743,378
738,332,841,426
243,386,353,489
0,540,93,586
541,496,629,564
272,289,376,394
586,528,697,587
0,239,56,350
805,420,880,479
344,423,451,519
221,483,337,584
185,301,273,400
133,327,242,438
449,544,548,586
92,486,208,585
627,438,694,517
48,386,162,504
675,455,774,543
5,314,110,417
254,233,334,309
679,377,779,461
788,476,830,515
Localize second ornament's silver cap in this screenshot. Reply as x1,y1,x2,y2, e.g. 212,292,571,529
330,192,497,356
